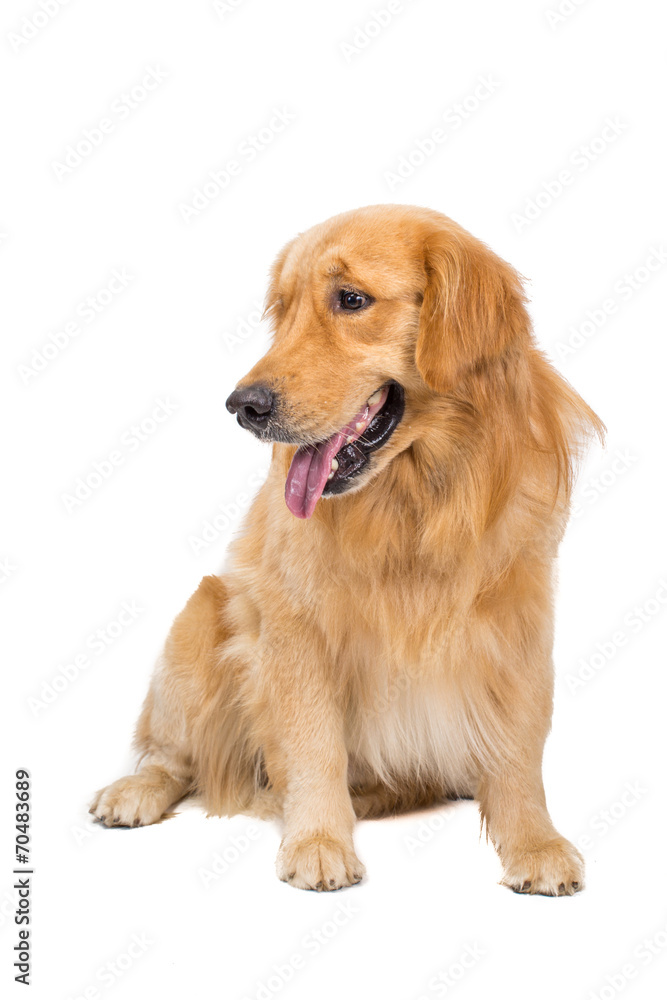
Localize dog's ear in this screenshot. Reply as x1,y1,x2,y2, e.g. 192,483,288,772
416,225,530,393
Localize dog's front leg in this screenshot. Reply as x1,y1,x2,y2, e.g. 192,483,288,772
478,739,585,896
261,629,365,891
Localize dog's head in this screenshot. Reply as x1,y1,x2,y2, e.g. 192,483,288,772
226,205,531,519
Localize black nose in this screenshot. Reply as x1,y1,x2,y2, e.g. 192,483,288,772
225,384,275,429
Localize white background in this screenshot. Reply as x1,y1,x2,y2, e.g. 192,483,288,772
2,1,666,998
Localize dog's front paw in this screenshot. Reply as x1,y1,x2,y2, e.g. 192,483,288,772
500,836,585,896
276,835,366,891
89,775,168,828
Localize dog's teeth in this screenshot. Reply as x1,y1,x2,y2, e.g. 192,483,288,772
355,421,365,433
346,435,354,444
327,471,334,480
331,458,339,472
368,389,383,405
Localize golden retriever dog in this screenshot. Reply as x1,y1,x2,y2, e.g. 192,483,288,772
91,204,604,895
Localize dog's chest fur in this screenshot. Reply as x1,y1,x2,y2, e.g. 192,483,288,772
323,567,491,794
232,497,539,797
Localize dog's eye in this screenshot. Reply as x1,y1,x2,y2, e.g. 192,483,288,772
339,290,369,311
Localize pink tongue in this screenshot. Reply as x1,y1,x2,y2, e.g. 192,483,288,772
285,430,347,519
284,388,388,519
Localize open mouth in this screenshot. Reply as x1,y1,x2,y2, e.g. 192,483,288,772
285,381,405,519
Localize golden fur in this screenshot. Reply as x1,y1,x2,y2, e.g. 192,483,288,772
90,205,604,895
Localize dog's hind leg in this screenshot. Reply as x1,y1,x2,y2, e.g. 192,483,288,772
89,575,229,828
